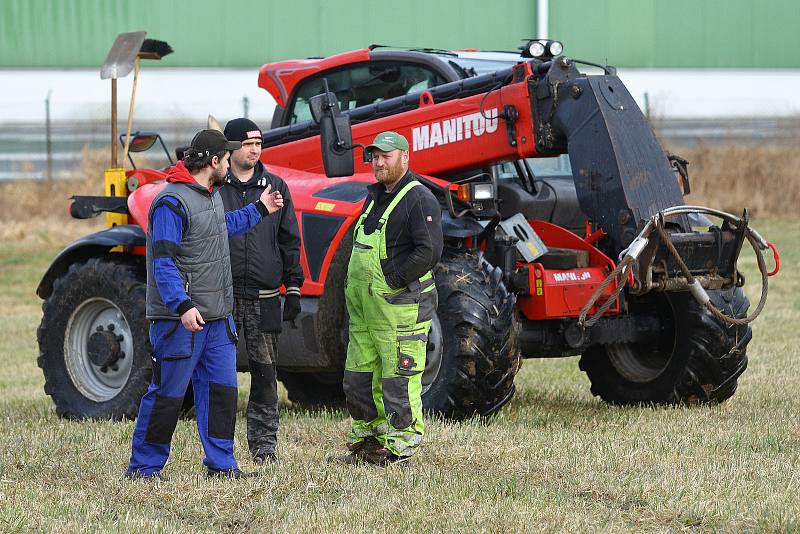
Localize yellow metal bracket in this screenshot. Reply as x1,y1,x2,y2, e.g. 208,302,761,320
104,168,129,247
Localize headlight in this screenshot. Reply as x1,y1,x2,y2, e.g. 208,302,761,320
457,182,495,202
472,183,495,200
521,39,565,59
529,41,546,58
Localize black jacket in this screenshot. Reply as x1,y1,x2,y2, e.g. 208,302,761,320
362,171,443,289
220,162,304,298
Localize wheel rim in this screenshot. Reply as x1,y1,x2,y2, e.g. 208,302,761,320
421,315,443,395
64,298,135,402
606,296,676,383
606,342,672,383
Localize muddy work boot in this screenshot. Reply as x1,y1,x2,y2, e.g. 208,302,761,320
326,437,380,466
361,447,411,468
124,470,168,482
253,452,277,465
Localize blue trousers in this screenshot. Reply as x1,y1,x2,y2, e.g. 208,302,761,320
128,316,239,475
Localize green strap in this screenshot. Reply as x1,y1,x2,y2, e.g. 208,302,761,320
378,181,422,261
362,199,374,216
380,180,421,223
359,180,421,224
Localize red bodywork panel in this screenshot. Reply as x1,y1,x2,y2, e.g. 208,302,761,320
258,49,371,107
517,221,619,321
126,165,427,297
262,81,539,176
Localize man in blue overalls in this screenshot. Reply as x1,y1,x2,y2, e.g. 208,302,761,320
126,129,284,480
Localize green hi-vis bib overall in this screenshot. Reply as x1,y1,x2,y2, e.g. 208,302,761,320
343,180,438,457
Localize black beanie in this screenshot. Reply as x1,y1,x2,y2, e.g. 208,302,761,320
224,118,262,143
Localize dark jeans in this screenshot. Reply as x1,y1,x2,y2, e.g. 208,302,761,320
234,297,279,457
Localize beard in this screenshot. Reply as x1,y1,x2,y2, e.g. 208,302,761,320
210,165,228,186
235,156,257,172
374,159,406,186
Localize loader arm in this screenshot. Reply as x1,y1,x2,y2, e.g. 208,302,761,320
530,58,689,255
261,57,688,256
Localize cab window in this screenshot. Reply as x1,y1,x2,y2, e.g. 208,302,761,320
497,155,573,191
286,62,446,124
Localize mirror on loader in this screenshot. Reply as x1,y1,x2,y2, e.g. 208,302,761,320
309,84,369,178
118,131,174,170
309,90,354,177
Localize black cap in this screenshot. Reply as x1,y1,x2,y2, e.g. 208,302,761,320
224,118,263,143
184,129,241,159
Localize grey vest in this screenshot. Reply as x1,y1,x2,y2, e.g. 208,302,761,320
146,182,233,320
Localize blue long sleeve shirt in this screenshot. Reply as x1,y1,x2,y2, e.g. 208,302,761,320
151,195,265,316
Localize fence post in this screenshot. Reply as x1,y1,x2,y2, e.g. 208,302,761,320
243,95,249,119
45,90,53,182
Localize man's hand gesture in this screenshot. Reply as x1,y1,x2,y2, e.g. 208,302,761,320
260,184,284,214
181,307,205,332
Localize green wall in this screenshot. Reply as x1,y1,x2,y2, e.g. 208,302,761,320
551,0,800,68
0,0,535,67
1,0,799,68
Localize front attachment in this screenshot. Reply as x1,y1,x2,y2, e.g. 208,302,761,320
531,57,688,257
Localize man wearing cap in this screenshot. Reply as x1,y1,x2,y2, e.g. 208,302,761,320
219,118,303,465
333,131,443,466
126,129,284,480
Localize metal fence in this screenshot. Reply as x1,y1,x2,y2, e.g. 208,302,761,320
1,121,211,181
3,117,799,182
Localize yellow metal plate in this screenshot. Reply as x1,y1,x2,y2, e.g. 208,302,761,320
315,201,336,212
104,167,129,227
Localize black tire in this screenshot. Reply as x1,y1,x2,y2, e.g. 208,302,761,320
579,287,751,405
422,248,522,418
279,240,522,419
37,257,150,420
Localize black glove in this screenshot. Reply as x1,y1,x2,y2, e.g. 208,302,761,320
283,293,301,322
259,297,282,333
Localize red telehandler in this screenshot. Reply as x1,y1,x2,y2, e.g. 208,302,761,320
37,36,779,420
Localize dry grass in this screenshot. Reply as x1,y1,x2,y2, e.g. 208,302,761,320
677,143,800,218
0,141,796,249
0,218,797,532
0,147,107,244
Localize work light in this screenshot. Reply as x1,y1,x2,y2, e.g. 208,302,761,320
472,183,495,200
521,39,564,59
529,41,546,58
457,182,495,202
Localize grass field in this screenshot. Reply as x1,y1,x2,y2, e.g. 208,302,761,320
0,217,797,532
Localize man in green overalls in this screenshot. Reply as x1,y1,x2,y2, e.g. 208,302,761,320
334,131,443,466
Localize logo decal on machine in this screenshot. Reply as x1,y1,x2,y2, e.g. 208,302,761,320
412,109,499,151
552,271,592,283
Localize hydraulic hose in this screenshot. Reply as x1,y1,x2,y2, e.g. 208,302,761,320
578,205,778,329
